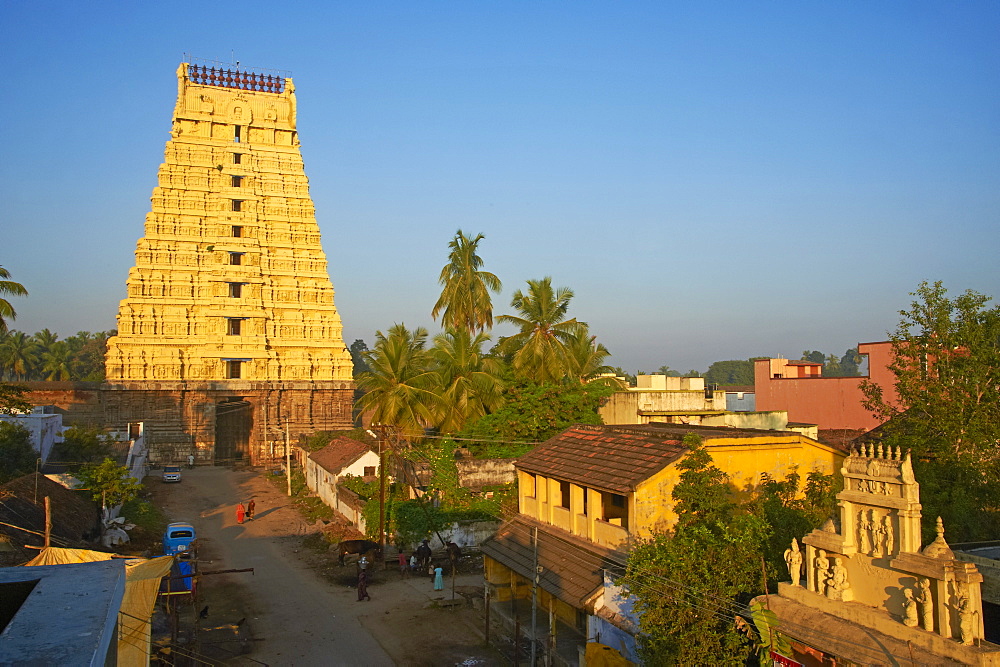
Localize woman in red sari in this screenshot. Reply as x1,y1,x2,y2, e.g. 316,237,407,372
236,502,246,524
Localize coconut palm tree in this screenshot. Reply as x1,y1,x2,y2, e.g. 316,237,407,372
564,327,623,388
354,324,437,436
497,277,583,384
33,328,59,357
42,341,73,380
431,230,502,334
0,266,28,335
0,331,39,380
428,329,505,433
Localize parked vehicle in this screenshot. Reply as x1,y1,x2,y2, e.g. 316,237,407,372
162,465,182,483
163,522,197,556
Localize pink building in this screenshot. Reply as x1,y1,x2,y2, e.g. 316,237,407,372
754,341,899,431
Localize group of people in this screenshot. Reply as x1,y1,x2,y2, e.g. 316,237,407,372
235,499,256,524
357,541,448,601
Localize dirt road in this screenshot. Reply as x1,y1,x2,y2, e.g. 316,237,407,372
151,466,502,666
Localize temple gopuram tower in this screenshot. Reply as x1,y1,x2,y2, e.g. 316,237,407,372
104,62,354,463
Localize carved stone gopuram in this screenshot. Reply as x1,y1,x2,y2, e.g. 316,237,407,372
104,63,354,463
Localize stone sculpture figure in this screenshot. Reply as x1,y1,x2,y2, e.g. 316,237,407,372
916,578,934,632
902,589,919,627
826,557,850,601
883,514,895,556
784,538,803,586
955,588,977,646
814,549,830,593
858,510,872,554
872,510,885,558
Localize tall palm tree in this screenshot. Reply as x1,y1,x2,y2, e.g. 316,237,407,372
564,327,623,388
0,331,39,381
497,277,583,384
428,329,505,433
33,328,59,355
354,324,437,436
42,341,73,380
431,230,502,334
0,266,28,335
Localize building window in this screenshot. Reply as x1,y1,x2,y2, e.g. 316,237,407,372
229,252,243,266
226,360,243,379
231,175,243,188
363,466,376,477
611,494,626,508
582,487,588,516
524,473,536,498
232,225,243,237
227,318,242,336
559,480,570,509
231,200,243,212
228,283,243,298
233,153,242,164
234,126,241,143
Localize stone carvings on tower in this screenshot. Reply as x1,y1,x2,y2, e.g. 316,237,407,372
104,63,354,462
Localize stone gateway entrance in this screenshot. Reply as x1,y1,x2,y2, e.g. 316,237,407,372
215,399,252,463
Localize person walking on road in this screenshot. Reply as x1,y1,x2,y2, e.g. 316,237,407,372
357,569,371,601
236,502,246,524
398,552,408,578
247,499,256,521
433,565,444,591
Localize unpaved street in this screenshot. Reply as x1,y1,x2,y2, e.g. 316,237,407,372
151,466,501,666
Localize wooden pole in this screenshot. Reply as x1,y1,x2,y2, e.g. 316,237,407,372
43,497,51,549
285,420,292,496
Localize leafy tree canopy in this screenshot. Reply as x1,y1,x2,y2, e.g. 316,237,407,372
77,458,142,509
58,426,114,462
0,382,31,415
704,359,755,386
862,281,1000,541
0,421,36,483
460,380,613,455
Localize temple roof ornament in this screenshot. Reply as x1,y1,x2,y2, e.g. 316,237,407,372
921,516,955,560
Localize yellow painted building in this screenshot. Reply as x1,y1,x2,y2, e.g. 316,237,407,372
481,423,846,664
104,63,354,462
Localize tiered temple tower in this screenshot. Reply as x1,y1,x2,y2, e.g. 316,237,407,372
105,62,354,463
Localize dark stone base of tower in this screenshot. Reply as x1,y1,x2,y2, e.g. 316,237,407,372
24,381,355,465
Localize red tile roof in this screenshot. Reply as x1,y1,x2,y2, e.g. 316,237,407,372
516,423,803,494
481,515,619,609
308,437,374,474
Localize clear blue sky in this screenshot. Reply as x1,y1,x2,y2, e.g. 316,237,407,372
2,2,998,374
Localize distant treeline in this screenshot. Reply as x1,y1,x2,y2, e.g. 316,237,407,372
0,329,115,382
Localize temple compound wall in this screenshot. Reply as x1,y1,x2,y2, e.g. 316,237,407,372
103,63,354,464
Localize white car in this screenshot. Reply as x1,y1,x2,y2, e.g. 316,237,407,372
162,465,182,483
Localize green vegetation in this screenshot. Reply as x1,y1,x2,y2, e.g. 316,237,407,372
0,328,116,382
621,436,834,663
0,382,31,415
77,458,142,509
0,266,28,335
267,468,336,522
862,281,1000,542
432,230,503,334
0,421,37,483
58,426,114,462
121,498,170,536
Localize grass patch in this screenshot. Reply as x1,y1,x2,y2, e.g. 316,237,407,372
120,498,171,554
267,469,335,523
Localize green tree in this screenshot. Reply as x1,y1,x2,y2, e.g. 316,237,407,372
801,350,825,364
41,341,73,381
0,331,39,380
59,426,113,462
431,230,502,334
497,277,582,383
349,339,371,377
32,328,59,356
657,365,681,377
0,421,36,483
77,458,142,510
861,281,1000,541
428,329,504,434
0,266,28,335
753,470,839,576
621,436,767,663
840,347,863,376
563,327,620,387
460,380,613,455
355,324,437,436
64,330,113,381
822,354,843,377
704,359,755,386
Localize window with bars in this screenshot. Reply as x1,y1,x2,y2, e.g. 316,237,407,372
226,360,243,378
228,283,243,298
227,319,242,336
229,253,243,265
